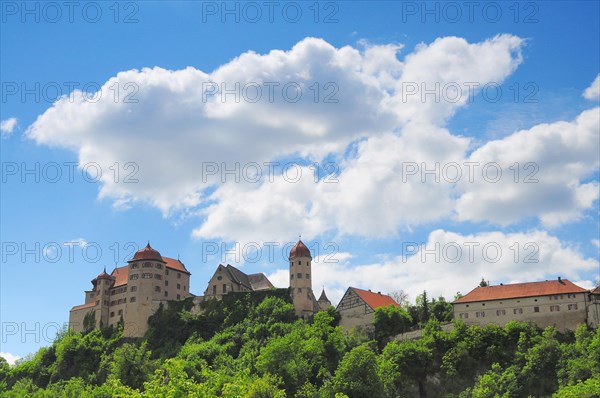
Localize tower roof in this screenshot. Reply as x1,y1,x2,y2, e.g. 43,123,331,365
130,242,164,262
92,268,115,285
318,288,330,302
290,239,312,259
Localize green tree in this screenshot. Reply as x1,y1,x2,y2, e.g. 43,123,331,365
333,344,382,398
373,304,413,346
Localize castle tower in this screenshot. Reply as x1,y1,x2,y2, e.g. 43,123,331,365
289,239,314,317
92,268,114,328
124,243,166,337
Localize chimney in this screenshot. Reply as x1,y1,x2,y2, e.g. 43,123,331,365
558,276,563,283
377,291,381,295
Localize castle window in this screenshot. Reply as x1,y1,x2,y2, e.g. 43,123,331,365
166,269,169,275
298,261,301,265
131,263,139,269
142,273,152,279
475,311,485,318
156,264,162,269
460,313,468,319
110,300,116,306
154,274,162,280
217,276,222,280
104,300,109,305
534,306,540,312
129,274,139,280
184,286,186,291
165,280,169,286
118,310,122,316
568,304,578,310
496,309,506,316
131,286,137,292
130,297,136,302
306,274,309,279
212,285,216,295
164,291,168,297
291,274,294,279
177,273,181,279
550,305,560,312
513,308,523,315
223,284,227,293
176,283,180,289
177,294,181,300
297,273,302,278
567,293,576,298
143,262,152,268
155,286,161,293
297,288,302,293
110,312,114,317
111,290,116,296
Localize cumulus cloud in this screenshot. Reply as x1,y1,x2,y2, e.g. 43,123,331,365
268,229,599,305
26,35,524,238
456,108,600,227
584,74,600,100
0,117,17,138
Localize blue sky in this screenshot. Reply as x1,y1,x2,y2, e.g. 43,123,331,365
1,1,599,362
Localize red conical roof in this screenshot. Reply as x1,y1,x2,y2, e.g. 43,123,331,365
290,240,312,259
130,242,163,262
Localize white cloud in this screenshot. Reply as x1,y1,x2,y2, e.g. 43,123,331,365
26,35,524,241
269,229,598,305
584,74,600,100
0,352,21,366
0,117,17,138
456,107,600,227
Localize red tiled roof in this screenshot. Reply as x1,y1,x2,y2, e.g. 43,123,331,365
70,302,95,312
351,287,399,310
590,286,600,295
290,240,312,259
453,279,588,304
112,266,129,287
163,257,191,275
130,243,164,262
110,256,190,287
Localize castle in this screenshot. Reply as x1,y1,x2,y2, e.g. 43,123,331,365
69,239,332,337
69,243,193,337
70,240,600,337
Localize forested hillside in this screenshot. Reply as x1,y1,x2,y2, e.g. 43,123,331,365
1,293,599,397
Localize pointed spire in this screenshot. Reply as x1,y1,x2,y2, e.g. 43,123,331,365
318,288,330,302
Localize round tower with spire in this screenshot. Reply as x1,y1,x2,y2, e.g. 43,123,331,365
289,238,314,317
124,242,166,337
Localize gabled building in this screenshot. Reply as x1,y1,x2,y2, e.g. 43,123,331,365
336,287,399,331
452,278,590,331
204,264,274,297
69,243,192,337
